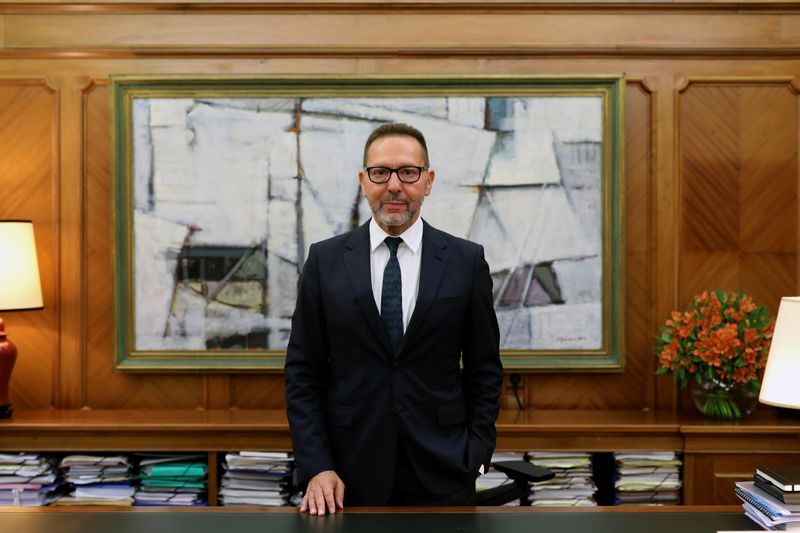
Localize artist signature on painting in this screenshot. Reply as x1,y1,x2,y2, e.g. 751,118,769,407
557,336,588,342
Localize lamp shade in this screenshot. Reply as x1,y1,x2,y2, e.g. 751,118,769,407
0,220,43,311
759,296,800,409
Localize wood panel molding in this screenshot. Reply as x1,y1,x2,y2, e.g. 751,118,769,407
680,75,800,90
4,11,800,58
623,80,654,408
11,47,800,60
77,78,107,408
5,0,800,13
650,76,681,410
0,76,56,90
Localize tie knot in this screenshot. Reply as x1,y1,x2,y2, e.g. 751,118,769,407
384,237,402,257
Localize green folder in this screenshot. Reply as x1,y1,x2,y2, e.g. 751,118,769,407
141,463,207,478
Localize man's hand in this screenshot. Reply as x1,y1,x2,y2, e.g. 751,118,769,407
300,470,345,515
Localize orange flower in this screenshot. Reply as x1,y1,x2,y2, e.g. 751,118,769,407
739,296,756,314
655,289,775,389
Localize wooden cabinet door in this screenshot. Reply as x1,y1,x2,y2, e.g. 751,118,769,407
686,453,800,505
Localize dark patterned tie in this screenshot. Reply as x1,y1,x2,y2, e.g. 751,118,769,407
381,237,403,354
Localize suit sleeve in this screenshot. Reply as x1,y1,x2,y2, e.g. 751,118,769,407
284,244,336,485
461,244,503,474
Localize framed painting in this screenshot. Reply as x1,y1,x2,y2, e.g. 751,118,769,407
111,75,625,371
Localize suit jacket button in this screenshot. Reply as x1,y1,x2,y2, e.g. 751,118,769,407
392,362,399,371
390,407,397,416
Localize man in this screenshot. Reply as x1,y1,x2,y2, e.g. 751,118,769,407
284,122,502,514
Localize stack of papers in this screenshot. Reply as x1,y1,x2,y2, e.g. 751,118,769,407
613,452,682,506
0,453,64,506
735,480,800,530
219,451,294,506
134,454,208,506
527,452,597,506
53,454,134,506
476,452,526,506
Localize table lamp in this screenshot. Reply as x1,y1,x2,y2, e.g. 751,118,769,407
0,220,44,418
759,296,800,413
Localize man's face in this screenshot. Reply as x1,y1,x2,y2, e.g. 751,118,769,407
359,135,435,236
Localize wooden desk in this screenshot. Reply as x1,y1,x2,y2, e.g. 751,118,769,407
0,506,761,532
2,409,799,506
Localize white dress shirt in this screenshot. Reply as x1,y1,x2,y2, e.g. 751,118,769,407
369,216,423,333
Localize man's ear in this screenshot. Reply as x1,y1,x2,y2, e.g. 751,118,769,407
358,170,368,196
424,169,435,196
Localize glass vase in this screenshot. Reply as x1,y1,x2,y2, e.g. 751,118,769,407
690,377,759,420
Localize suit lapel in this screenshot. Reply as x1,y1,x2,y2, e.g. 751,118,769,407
398,220,449,356
343,222,393,357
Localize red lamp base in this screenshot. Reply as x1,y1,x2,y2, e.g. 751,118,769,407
0,318,18,419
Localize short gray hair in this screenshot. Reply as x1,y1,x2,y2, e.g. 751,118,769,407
362,123,430,166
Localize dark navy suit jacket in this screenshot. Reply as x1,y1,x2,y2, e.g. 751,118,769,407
284,219,502,506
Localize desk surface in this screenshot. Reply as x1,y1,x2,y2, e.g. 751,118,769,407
0,507,760,533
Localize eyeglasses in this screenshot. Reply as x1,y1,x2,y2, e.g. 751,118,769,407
364,166,428,184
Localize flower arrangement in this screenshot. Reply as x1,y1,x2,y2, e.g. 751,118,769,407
656,290,775,418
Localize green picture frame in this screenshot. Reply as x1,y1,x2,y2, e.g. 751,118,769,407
111,74,625,372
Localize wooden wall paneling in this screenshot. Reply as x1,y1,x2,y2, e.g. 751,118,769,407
56,75,89,409
83,79,109,410
680,80,797,315
0,77,59,409
83,81,206,409
679,79,798,411
652,77,681,411
204,375,232,410
624,80,654,410
230,375,286,410
3,3,800,413
797,78,800,293
738,84,797,313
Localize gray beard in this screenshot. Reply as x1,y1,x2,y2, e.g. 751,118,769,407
373,194,425,228
375,207,414,228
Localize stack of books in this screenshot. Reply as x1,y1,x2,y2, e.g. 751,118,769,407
0,453,64,506
736,466,800,530
219,451,294,506
476,452,526,506
613,451,681,506
134,453,208,506
54,454,135,506
527,451,597,506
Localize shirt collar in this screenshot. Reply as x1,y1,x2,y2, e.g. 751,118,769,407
369,216,423,254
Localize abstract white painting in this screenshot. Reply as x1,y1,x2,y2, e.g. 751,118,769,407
130,95,605,352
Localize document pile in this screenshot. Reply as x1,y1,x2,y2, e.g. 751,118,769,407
54,454,134,505
527,451,597,506
613,451,681,505
219,451,294,506
736,475,800,530
134,454,208,506
476,452,526,506
0,453,63,506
